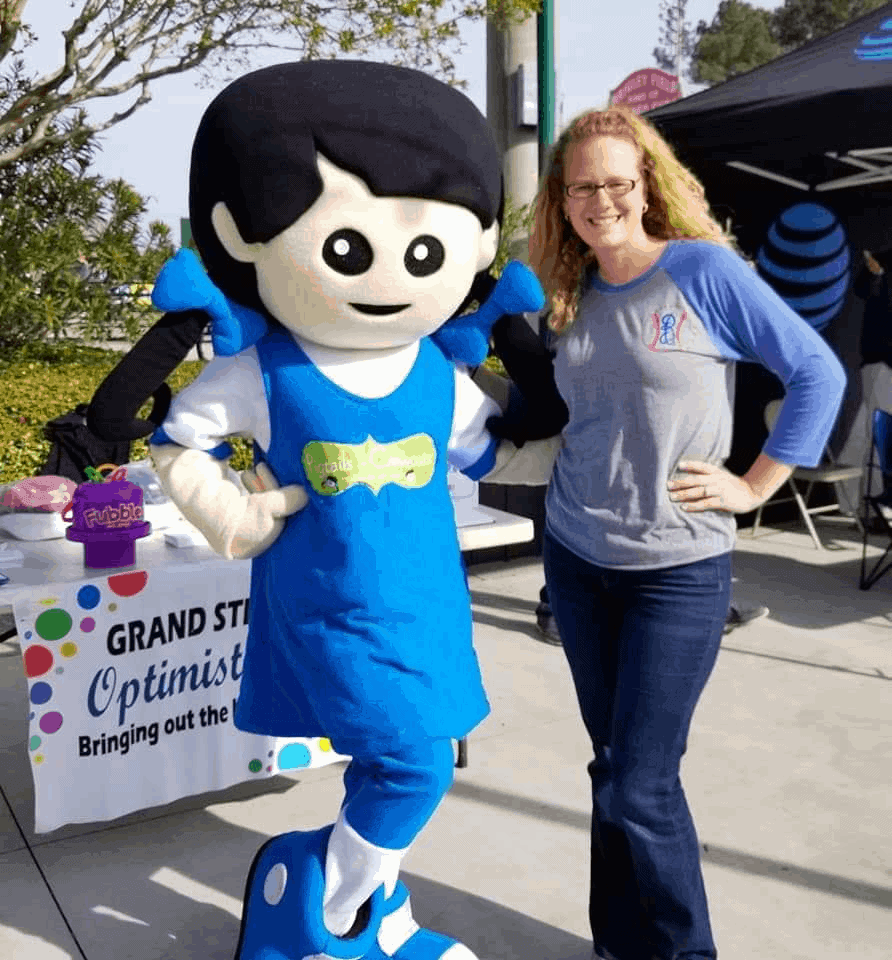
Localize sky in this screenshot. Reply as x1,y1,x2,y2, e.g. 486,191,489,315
20,0,779,242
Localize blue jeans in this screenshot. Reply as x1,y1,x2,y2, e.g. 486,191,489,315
543,531,732,960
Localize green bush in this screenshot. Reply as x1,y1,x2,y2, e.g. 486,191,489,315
482,353,507,378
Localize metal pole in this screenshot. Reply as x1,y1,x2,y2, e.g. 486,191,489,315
488,12,539,262
537,0,555,176
674,0,685,98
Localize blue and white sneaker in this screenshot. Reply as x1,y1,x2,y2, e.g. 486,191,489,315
371,880,477,960
233,825,387,960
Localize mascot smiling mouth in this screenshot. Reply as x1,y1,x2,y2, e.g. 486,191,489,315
350,302,411,315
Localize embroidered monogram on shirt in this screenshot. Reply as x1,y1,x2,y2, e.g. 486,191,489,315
647,310,687,351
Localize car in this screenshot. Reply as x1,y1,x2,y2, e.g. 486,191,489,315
109,282,154,307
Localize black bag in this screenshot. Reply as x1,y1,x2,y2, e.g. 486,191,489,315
38,404,131,484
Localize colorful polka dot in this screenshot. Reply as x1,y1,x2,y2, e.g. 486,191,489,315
248,759,263,774
60,642,78,658
29,736,41,751
35,609,72,641
24,645,53,678
79,618,95,633
318,738,332,752
107,570,148,597
77,584,101,610
29,682,52,705
33,755,44,764
24,631,31,640
39,712,63,734
108,603,117,613
277,743,311,770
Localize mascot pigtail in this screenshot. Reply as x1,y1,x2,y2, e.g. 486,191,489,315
88,249,270,444
87,308,208,442
485,310,570,448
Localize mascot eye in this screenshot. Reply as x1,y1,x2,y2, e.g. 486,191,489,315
323,229,374,275
404,235,445,278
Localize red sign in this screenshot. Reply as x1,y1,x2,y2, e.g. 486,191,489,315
610,68,681,115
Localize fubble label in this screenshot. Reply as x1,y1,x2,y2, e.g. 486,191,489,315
83,503,144,529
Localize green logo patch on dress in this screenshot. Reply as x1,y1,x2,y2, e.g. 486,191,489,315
302,434,437,496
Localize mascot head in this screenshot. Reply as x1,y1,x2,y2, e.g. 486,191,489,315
88,60,506,440
191,60,502,348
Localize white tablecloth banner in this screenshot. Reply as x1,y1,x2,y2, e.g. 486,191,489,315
13,561,347,832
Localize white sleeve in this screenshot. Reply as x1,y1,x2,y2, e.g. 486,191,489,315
161,347,271,454
447,365,501,472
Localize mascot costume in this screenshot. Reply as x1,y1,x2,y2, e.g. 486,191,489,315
87,60,560,960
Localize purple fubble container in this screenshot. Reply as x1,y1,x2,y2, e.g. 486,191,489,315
63,472,151,569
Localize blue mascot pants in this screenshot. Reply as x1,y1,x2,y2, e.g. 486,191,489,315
334,737,456,850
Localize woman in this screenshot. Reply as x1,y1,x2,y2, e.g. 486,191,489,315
519,107,846,960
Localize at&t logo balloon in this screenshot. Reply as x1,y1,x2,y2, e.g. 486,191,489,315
756,203,850,332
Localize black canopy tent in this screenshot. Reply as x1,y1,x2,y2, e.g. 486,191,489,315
641,6,892,516
645,3,892,253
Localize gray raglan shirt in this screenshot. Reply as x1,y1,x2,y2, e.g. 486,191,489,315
546,239,847,570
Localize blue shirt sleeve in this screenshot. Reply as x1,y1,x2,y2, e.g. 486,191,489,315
461,435,499,480
666,243,847,468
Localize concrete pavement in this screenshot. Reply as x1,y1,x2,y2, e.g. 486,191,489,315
1,518,890,960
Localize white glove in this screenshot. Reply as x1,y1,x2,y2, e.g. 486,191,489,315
150,444,308,560
480,435,563,486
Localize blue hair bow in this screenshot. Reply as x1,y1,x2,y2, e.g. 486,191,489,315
151,248,268,357
430,260,546,366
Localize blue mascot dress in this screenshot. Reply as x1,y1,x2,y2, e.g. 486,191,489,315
236,329,490,754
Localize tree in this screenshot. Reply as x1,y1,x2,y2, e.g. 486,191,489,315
0,128,174,351
771,0,888,50
689,0,782,87
0,0,541,171
652,0,698,93
689,0,890,88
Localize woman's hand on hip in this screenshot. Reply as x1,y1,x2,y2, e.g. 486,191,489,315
667,461,763,514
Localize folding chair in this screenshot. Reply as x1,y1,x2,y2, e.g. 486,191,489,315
860,408,892,589
748,399,864,550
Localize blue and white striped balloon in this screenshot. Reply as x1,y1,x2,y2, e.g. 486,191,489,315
756,203,850,332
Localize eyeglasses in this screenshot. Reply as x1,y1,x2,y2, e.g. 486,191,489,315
564,179,637,199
